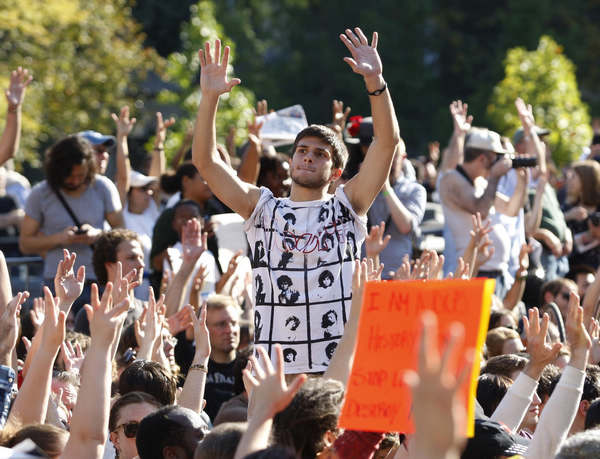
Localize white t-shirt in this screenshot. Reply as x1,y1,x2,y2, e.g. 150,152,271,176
164,242,220,304
123,199,160,270
244,185,367,373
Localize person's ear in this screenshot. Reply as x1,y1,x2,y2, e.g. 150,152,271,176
581,399,591,416
323,429,337,447
109,431,119,451
329,167,343,183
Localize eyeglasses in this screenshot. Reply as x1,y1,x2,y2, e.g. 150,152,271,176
114,421,139,438
559,292,571,301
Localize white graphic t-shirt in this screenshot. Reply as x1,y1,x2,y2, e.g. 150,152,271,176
244,185,367,373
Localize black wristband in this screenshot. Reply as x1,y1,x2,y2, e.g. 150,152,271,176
368,82,387,96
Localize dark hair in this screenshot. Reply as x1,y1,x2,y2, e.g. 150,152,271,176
257,154,290,188
109,391,162,432
548,365,600,403
318,270,334,288
321,310,337,328
292,125,348,170
537,364,561,401
45,135,97,191
118,360,178,406
273,378,344,458
173,198,203,215
567,265,597,281
585,397,600,430
540,278,577,305
463,146,490,163
243,446,298,459
136,406,207,459
488,308,517,331
160,161,199,194
6,424,69,457
572,160,600,207
476,373,513,417
193,422,246,459
92,229,141,285
277,275,293,289
481,353,528,379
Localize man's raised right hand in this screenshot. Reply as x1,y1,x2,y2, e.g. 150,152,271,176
199,39,241,97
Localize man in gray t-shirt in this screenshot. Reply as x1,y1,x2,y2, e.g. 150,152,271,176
367,145,426,277
20,135,122,284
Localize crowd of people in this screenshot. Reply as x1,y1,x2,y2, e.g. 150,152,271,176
0,24,600,459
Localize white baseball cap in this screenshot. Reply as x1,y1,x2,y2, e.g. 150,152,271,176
465,127,508,155
130,170,157,188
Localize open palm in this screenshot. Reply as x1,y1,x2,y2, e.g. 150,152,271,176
199,40,241,95
340,28,382,78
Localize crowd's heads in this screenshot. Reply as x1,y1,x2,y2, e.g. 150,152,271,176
555,429,600,459
206,295,242,359
78,130,115,175
129,170,157,210
45,135,97,192
585,397,600,430
109,391,162,459
567,265,596,299
161,162,212,203
476,373,513,417
512,126,549,154
567,160,600,206
463,127,507,168
193,422,245,459
488,308,518,331
485,326,525,358
292,124,349,171
541,277,578,319
461,419,528,459
5,424,69,458
273,377,344,458
118,359,178,406
172,200,203,237
481,353,528,380
92,229,144,286
136,405,209,459
257,154,291,198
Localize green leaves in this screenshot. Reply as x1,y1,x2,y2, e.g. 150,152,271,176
487,36,591,166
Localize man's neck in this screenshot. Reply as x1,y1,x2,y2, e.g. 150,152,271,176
458,162,480,183
61,185,87,198
289,184,330,202
210,350,236,364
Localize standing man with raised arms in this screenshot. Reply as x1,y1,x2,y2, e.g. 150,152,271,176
193,27,400,373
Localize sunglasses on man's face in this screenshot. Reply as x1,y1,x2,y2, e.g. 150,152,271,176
115,421,139,438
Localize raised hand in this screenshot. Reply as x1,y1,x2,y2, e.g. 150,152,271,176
0,291,28,365
199,39,241,96
84,283,130,347
352,258,369,305
54,249,85,312
247,114,263,152
191,303,211,360
29,296,45,332
155,112,175,147
244,345,306,422
135,287,164,359
111,105,137,138
332,99,351,134
588,318,600,365
167,305,194,336
515,98,535,133
523,308,562,378
60,340,85,373
449,100,473,136
5,67,32,108
365,221,391,258
256,99,269,116
339,28,382,79
565,291,592,370
404,312,470,458
182,218,207,264
40,287,66,351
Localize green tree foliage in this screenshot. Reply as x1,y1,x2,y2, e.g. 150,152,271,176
0,0,162,168
157,0,255,160
487,36,591,166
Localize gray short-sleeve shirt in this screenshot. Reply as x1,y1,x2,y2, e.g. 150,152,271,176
24,175,121,279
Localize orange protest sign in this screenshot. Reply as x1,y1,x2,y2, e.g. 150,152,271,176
338,278,494,435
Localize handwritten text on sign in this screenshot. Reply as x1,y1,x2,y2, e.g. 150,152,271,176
338,278,494,435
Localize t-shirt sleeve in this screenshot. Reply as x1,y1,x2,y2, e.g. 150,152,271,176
24,183,44,223
399,183,427,231
243,187,274,233
98,176,122,214
334,184,368,241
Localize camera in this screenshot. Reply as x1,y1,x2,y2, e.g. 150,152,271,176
510,156,538,168
589,212,600,227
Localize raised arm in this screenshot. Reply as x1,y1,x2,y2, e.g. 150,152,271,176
7,289,61,427
0,68,32,166
515,98,547,176
236,111,263,185
148,112,175,179
439,100,472,173
112,106,136,205
62,283,130,459
192,40,261,220
342,28,400,215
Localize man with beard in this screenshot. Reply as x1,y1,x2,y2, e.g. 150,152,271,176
20,135,123,310
193,27,400,373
